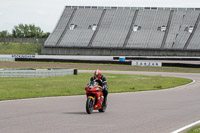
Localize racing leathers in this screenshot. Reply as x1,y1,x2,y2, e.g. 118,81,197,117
90,75,108,104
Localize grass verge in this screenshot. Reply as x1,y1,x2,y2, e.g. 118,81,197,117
0,43,43,54
0,73,192,101
185,125,200,133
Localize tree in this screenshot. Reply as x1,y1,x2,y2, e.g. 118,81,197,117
41,32,50,38
0,30,11,38
0,24,49,38
12,24,48,38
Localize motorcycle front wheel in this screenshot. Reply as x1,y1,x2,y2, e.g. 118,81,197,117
98,103,107,112
86,98,94,114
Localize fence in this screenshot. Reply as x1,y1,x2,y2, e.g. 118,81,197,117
0,69,77,77
0,57,15,61
0,38,46,44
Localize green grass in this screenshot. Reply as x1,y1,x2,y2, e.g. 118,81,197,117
185,125,200,133
0,73,192,101
0,43,43,54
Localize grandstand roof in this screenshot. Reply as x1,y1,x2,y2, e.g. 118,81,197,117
65,6,200,11
93,0,200,8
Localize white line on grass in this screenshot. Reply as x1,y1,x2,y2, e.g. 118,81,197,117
171,120,200,133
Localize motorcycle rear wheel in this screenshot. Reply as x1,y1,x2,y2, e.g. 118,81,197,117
86,98,94,114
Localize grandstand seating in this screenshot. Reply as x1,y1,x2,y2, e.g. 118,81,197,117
92,9,135,47
59,8,104,47
186,13,200,49
164,10,186,49
44,8,74,46
171,11,200,49
42,6,200,56
127,10,170,48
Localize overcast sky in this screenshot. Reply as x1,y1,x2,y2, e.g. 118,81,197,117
1,0,200,33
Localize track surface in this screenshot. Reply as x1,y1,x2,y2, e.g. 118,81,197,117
0,70,200,133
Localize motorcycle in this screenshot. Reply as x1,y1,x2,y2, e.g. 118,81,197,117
85,80,107,114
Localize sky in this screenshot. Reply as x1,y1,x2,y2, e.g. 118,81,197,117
1,0,200,33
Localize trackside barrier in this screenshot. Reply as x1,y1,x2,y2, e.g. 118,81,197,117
0,57,15,62
0,69,77,77
15,58,132,65
131,61,162,67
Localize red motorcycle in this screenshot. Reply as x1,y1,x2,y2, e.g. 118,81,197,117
85,80,107,114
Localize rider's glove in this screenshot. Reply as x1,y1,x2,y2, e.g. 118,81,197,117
101,86,105,91
104,85,108,91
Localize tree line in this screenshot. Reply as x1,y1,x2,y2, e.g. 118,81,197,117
0,24,50,38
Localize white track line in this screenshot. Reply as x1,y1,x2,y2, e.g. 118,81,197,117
171,120,200,133
181,79,196,87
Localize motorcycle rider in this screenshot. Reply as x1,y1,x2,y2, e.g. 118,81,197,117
90,69,108,105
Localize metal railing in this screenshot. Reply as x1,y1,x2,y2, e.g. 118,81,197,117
0,57,15,62
0,69,76,77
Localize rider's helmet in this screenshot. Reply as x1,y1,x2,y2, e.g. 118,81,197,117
94,69,102,80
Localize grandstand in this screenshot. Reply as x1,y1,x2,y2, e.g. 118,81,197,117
42,6,200,56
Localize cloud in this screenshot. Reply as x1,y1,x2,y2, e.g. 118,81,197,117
35,10,48,15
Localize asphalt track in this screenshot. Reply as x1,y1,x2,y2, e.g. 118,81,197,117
0,70,200,133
